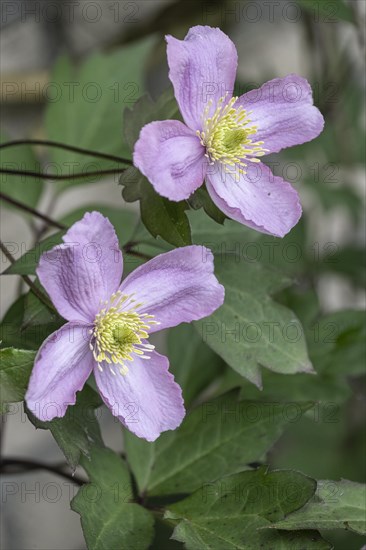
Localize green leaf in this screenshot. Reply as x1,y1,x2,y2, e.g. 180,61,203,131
120,167,191,247
124,391,312,497
0,348,35,410
1,132,43,210
71,446,154,550
120,89,191,247
167,323,225,406
187,185,226,224
273,479,366,535
150,517,184,550
4,204,138,276
216,292,353,406
165,467,330,549
195,257,313,387
26,385,103,468
219,367,351,407
0,291,63,349
45,39,154,186
123,88,180,151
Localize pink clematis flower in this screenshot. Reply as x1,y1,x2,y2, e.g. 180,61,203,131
133,25,324,237
25,212,224,441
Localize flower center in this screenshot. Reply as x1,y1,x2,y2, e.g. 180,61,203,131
90,291,157,376
196,95,267,174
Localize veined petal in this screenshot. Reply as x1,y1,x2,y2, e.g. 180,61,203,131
119,246,225,332
167,26,238,130
133,120,206,201
25,323,93,421
206,162,302,237
37,212,123,322
94,351,185,442
237,75,324,154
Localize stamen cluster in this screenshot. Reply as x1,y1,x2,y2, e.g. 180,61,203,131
90,291,157,376
197,95,267,174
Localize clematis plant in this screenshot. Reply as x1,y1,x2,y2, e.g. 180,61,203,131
134,25,324,237
25,212,224,441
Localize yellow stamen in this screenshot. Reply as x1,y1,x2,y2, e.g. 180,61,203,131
91,291,158,376
197,95,267,174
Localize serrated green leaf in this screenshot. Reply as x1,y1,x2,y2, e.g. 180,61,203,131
165,468,330,549
194,257,313,387
273,479,366,535
167,324,225,406
124,391,312,497
26,385,103,468
120,167,191,247
71,447,154,550
0,348,35,408
1,132,43,210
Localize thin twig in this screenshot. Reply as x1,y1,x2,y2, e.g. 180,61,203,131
0,140,132,165
0,458,84,486
0,240,55,311
0,192,66,230
1,167,127,180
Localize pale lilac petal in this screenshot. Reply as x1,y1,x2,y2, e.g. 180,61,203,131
133,120,206,200
206,162,302,237
37,212,122,322
237,75,324,154
166,26,238,130
119,246,224,332
94,351,185,441
25,323,93,421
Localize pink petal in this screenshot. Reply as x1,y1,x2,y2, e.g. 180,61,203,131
37,212,123,322
119,246,225,332
206,162,302,237
94,351,185,442
25,323,93,421
166,25,238,130
133,120,206,200
237,75,324,154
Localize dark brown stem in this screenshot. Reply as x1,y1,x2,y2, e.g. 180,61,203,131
0,192,66,230
0,458,84,486
0,140,132,165
1,167,127,181
0,240,55,311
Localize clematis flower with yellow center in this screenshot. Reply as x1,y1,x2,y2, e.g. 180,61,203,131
25,212,224,441
133,25,324,237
